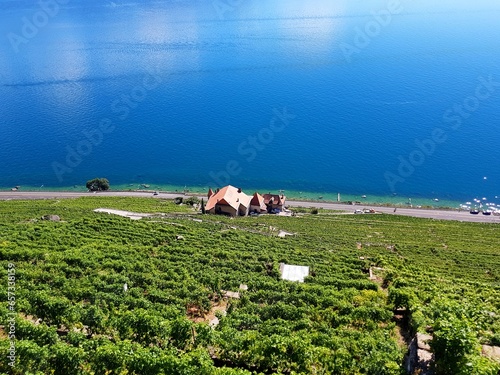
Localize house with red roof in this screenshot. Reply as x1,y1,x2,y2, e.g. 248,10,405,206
205,185,252,217
206,186,286,216
263,193,286,212
250,192,267,213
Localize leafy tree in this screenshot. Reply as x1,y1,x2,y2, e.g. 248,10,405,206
86,178,110,191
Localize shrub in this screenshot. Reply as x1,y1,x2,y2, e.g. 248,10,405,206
86,178,110,192
184,197,200,206
388,287,417,311
49,342,85,375
431,315,478,375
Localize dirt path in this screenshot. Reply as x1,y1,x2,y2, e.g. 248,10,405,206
93,208,153,220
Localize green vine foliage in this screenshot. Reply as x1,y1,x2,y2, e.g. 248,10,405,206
0,197,499,374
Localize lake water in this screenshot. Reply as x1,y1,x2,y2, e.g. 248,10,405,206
1,0,500,204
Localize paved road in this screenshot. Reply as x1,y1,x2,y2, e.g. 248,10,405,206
0,191,184,200
288,200,500,223
1,191,499,223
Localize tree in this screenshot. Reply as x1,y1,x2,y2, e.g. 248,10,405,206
86,178,110,192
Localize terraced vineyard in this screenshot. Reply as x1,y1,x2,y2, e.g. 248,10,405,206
0,197,499,374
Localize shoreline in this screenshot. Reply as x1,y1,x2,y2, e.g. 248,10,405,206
1,190,499,223
0,183,467,209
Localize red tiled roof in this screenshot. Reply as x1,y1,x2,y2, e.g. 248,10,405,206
263,194,286,206
251,193,267,211
205,186,251,211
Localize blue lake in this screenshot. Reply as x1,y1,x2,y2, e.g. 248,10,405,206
1,0,500,202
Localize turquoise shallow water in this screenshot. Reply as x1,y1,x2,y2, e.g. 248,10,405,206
0,182,468,209
1,0,500,204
